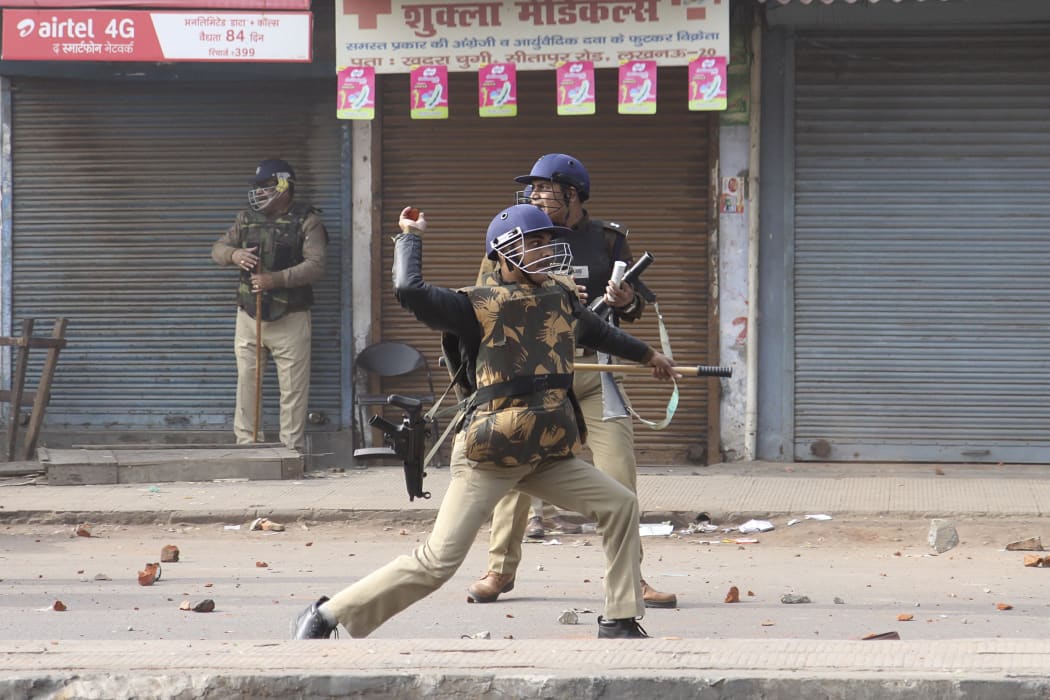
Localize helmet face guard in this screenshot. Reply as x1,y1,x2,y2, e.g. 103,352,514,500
490,226,573,276
248,159,296,212
248,175,293,212
486,204,573,276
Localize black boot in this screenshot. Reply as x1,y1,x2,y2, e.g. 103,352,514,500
597,615,650,639
292,596,337,639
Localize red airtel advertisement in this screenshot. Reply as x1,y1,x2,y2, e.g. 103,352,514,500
2,8,312,62
0,1,309,7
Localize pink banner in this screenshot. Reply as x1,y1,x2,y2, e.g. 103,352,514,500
410,64,448,119
689,56,727,111
556,60,594,116
478,62,516,118
618,59,656,115
338,65,375,120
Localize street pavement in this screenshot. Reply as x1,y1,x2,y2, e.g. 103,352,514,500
3,459,1050,698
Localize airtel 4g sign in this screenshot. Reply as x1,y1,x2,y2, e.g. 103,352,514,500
2,9,312,62
14,14,136,39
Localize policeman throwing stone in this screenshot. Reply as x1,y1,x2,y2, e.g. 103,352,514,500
466,153,678,609
292,203,676,640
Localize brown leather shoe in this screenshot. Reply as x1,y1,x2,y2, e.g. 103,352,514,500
641,579,677,608
467,571,515,603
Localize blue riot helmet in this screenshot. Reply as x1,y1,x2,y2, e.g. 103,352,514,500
514,153,590,202
485,204,573,275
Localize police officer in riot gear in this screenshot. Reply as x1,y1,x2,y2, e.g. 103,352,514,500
465,153,678,609
291,204,676,641
211,158,327,451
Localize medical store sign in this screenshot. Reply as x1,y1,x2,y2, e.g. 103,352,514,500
1,9,312,62
337,0,728,73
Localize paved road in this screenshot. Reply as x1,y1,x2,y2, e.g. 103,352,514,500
3,461,1050,697
1,516,1047,643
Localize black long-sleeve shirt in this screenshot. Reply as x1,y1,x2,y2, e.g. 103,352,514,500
392,233,653,366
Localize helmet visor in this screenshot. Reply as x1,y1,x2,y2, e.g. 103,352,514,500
492,227,573,276
248,175,291,212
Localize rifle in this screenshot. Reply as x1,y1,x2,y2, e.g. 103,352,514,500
352,394,432,502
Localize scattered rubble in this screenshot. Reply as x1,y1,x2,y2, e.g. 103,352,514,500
137,562,161,586
1007,537,1043,551
557,610,579,625
927,519,959,553
250,518,285,532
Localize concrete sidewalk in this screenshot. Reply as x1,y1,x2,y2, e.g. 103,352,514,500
2,638,1049,699
2,460,1050,526
4,460,1050,699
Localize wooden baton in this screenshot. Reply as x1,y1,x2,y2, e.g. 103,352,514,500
575,362,732,377
253,262,263,443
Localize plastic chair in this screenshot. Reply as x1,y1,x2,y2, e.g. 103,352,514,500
353,341,437,450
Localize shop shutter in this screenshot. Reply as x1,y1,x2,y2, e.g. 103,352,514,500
376,68,717,465
8,78,344,433
793,32,1050,462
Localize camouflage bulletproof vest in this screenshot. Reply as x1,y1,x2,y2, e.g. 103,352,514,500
459,274,580,467
236,204,315,321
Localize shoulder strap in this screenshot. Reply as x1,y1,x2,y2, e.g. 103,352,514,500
601,220,630,261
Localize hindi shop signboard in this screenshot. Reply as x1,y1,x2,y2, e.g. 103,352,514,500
1,9,312,62
336,0,729,74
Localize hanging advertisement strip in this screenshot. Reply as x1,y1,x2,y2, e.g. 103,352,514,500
556,60,595,115
618,59,657,114
688,55,727,110
478,62,518,117
337,0,728,74
410,64,450,119
338,65,376,119
1,9,312,61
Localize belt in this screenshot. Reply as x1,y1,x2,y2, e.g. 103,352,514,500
468,373,574,409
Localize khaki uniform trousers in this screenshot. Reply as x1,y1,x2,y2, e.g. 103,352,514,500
324,434,643,638
233,307,311,451
483,352,638,575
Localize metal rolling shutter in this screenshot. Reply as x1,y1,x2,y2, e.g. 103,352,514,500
376,68,716,465
9,78,344,432
793,32,1050,462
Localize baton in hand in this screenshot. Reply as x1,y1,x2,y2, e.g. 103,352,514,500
575,362,732,377
253,262,263,443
